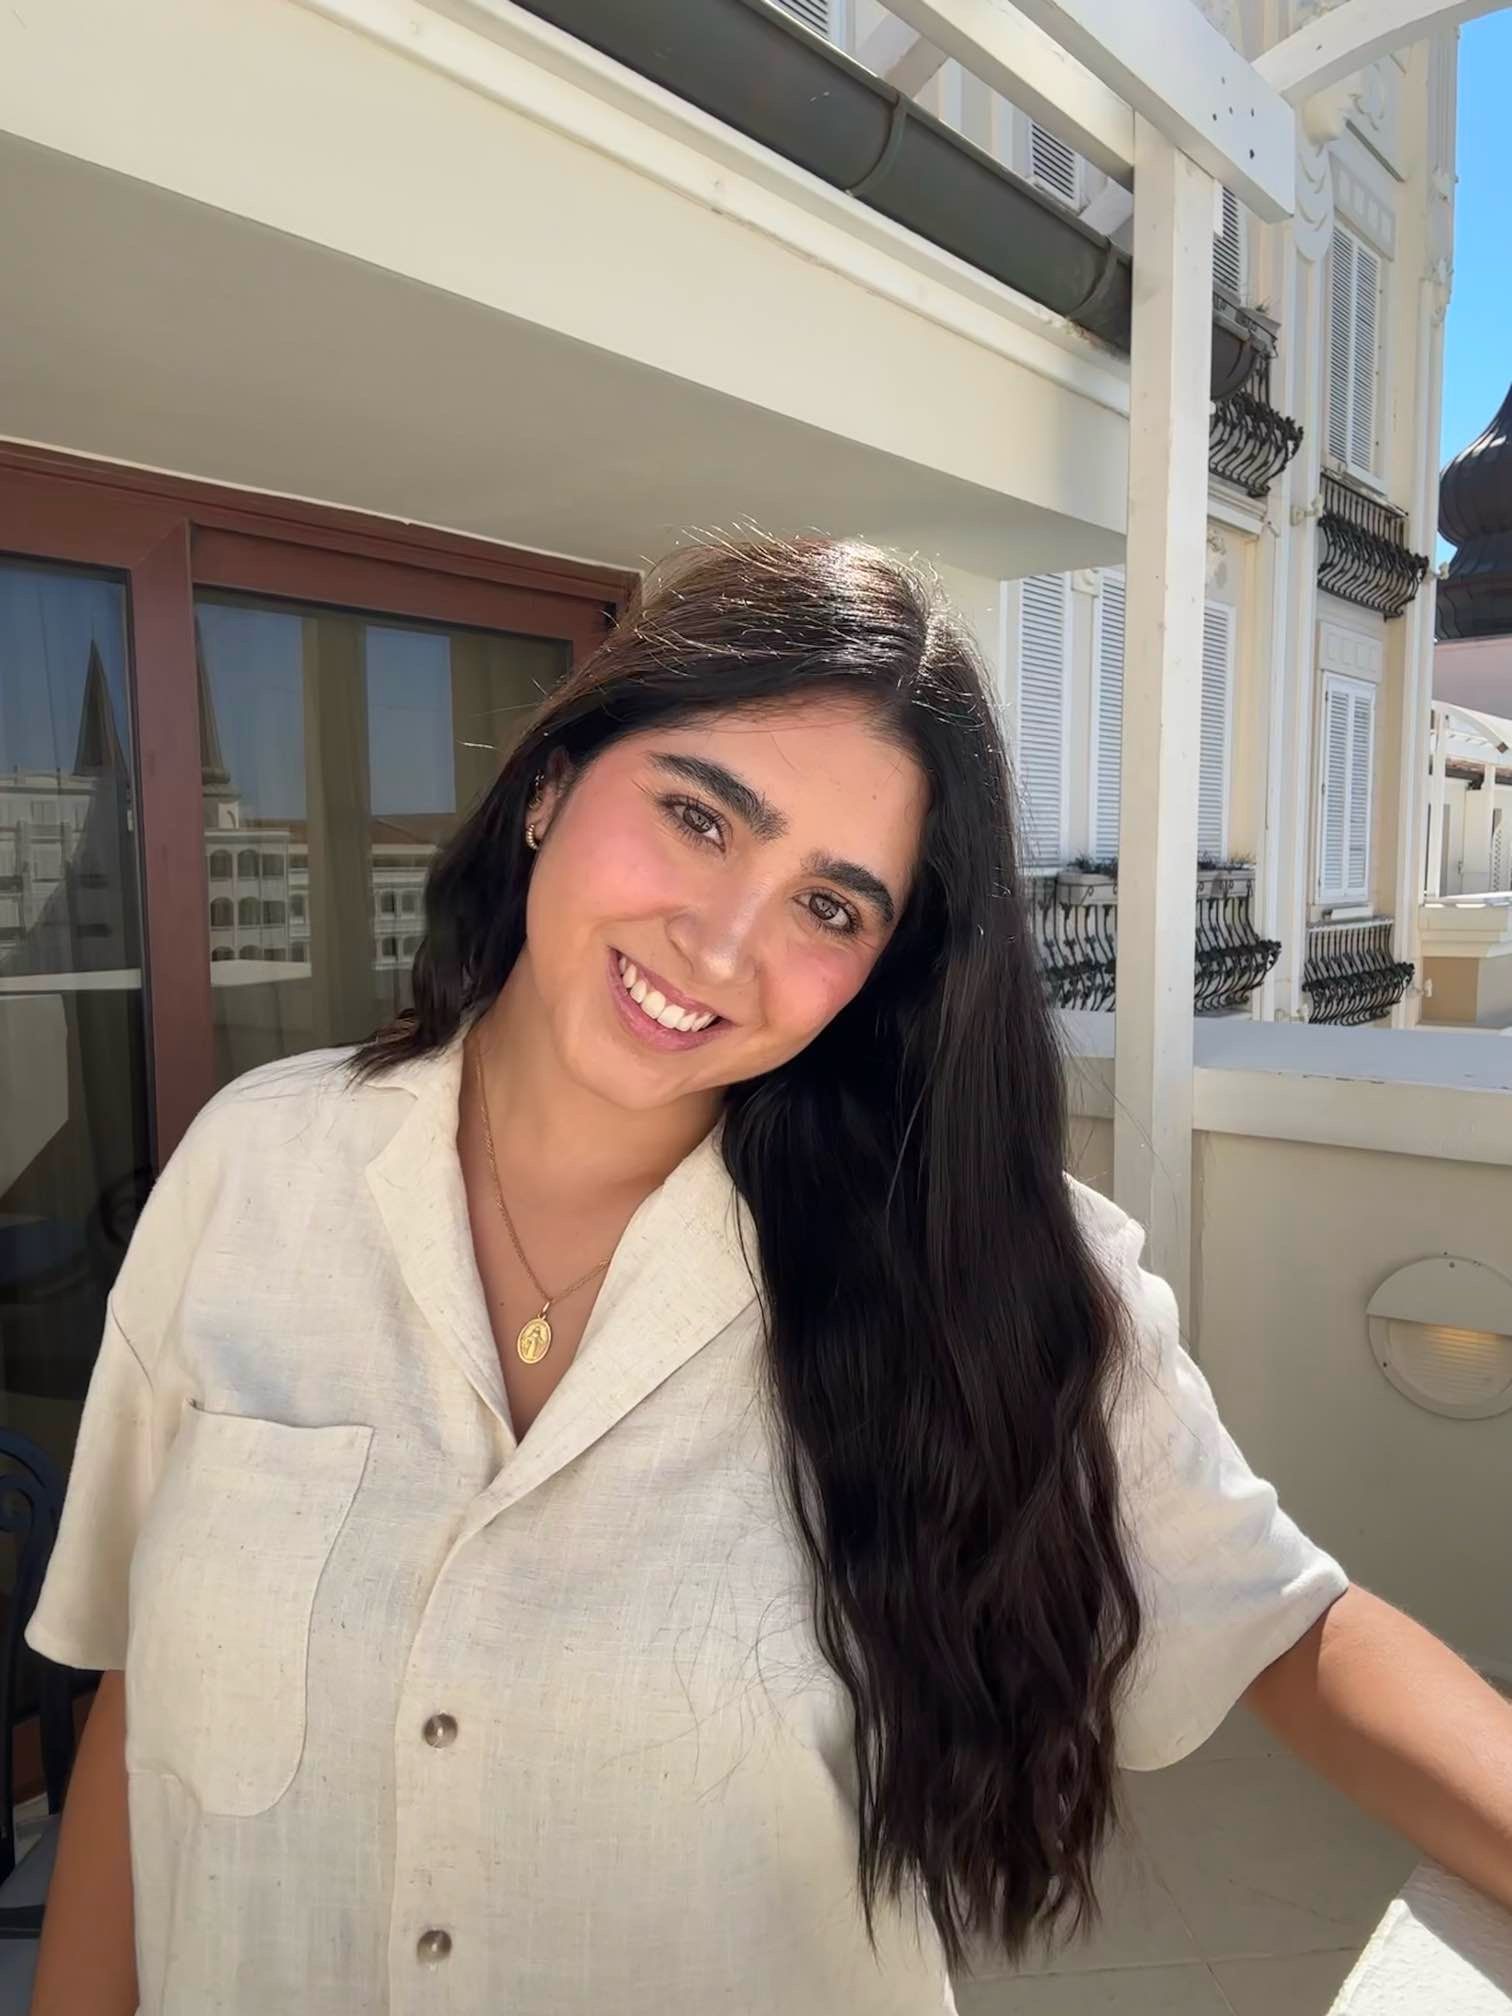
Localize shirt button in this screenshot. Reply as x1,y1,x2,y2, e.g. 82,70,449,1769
417,1928,453,1965
422,1713,459,1749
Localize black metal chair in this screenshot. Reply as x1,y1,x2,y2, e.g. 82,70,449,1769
0,1428,81,1973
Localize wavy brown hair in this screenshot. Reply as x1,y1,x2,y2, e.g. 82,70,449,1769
354,531,1144,1971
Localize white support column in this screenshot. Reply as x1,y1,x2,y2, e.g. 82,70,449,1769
1270,248,1331,1021
1464,764,1498,893
1391,270,1450,1020
1112,117,1215,1320
1255,232,1302,1023
1425,708,1448,898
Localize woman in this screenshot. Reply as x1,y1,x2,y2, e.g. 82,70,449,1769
29,535,1512,2014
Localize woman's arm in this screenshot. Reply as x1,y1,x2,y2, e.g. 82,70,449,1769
29,1670,137,2016
1242,1583,1512,1911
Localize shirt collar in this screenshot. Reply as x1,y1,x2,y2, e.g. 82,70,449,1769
363,1030,761,1501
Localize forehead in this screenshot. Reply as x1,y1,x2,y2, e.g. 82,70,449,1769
619,698,927,858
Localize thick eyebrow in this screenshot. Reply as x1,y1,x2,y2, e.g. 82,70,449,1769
802,852,896,929
650,752,787,841
650,750,898,928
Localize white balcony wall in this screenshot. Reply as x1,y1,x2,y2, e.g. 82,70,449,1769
1065,1016,1512,1686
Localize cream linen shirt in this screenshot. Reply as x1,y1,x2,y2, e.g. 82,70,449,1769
29,1039,1349,2016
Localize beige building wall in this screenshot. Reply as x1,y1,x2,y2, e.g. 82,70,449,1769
1066,1095,1512,1686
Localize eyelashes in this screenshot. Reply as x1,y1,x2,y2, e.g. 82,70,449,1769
657,795,862,938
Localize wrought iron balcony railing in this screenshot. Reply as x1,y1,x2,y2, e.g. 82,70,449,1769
1208,353,1304,499
1302,917,1415,1026
1031,865,1280,1015
1317,471,1430,620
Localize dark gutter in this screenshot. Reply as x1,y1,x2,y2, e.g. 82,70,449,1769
515,0,1268,399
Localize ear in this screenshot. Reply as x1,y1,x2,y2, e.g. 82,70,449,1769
528,748,575,843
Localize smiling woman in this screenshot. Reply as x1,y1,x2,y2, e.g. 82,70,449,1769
27,532,1351,2016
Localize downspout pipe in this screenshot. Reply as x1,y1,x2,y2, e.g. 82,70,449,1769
515,0,1265,399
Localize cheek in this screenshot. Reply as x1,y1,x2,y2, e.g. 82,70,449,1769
536,801,687,941
763,940,875,1039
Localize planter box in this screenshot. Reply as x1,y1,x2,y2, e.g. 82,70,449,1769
1055,871,1118,907
1197,866,1254,900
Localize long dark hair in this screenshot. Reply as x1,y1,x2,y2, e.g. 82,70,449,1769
354,532,1143,1970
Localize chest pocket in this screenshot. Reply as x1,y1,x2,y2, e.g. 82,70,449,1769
126,1403,372,1817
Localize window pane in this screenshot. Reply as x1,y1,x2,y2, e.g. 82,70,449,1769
0,559,149,1509
195,592,569,1086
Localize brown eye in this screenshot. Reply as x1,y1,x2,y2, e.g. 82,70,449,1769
660,795,725,848
803,891,860,937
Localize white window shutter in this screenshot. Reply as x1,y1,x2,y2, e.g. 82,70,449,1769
1318,672,1375,903
1345,683,1375,894
772,0,835,39
1016,574,1070,868
1328,228,1355,468
1028,121,1082,208
1350,240,1380,476
1213,187,1245,299
1327,226,1383,477
1092,568,1125,860
1198,604,1233,858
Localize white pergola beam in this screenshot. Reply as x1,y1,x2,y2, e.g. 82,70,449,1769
880,0,1135,183
854,17,949,97
1257,0,1506,104
889,0,1296,218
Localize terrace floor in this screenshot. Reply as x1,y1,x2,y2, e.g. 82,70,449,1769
952,1701,1421,2016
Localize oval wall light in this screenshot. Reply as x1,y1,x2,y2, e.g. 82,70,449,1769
1366,1256,1512,1420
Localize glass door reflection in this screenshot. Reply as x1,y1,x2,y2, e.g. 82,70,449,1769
194,591,569,1086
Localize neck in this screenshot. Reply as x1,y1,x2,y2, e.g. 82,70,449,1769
472,952,722,1207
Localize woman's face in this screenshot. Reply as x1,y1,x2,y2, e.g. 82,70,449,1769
521,698,928,1111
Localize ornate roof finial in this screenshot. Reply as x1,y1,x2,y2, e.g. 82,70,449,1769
1438,380,1512,642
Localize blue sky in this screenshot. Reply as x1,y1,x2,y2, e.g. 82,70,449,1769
1439,12,1512,552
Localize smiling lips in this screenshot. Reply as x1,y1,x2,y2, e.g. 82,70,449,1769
615,953,720,1034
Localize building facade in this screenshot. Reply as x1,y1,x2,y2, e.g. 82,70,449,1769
821,0,1450,1032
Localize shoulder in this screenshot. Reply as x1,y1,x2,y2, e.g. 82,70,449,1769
1063,1174,1185,1455
1064,1173,1150,1286
110,1045,419,1349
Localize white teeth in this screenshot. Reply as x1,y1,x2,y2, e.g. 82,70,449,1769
617,958,717,1033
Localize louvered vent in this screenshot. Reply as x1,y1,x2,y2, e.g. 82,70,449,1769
1028,121,1082,208
772,0,834,37
1214,187,1245,299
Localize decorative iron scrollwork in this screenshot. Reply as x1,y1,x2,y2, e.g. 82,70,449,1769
1031,867,1279,1014
1302,918,1415,1026
1208,355,1304,499
1317,471,1430,620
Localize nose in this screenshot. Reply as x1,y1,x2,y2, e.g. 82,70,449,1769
664,889,761,995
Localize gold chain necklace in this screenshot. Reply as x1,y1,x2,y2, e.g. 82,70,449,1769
471,1038,611,1365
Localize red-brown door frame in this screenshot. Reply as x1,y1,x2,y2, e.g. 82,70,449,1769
0,445,633,1164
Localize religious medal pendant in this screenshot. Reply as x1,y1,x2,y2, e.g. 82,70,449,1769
516,1302,553,1365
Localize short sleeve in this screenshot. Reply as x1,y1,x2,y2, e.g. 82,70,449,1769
1104,1215,1350,1771
27,1308,162,1673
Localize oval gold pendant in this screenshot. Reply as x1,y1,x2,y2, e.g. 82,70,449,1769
516,1315,553,1365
